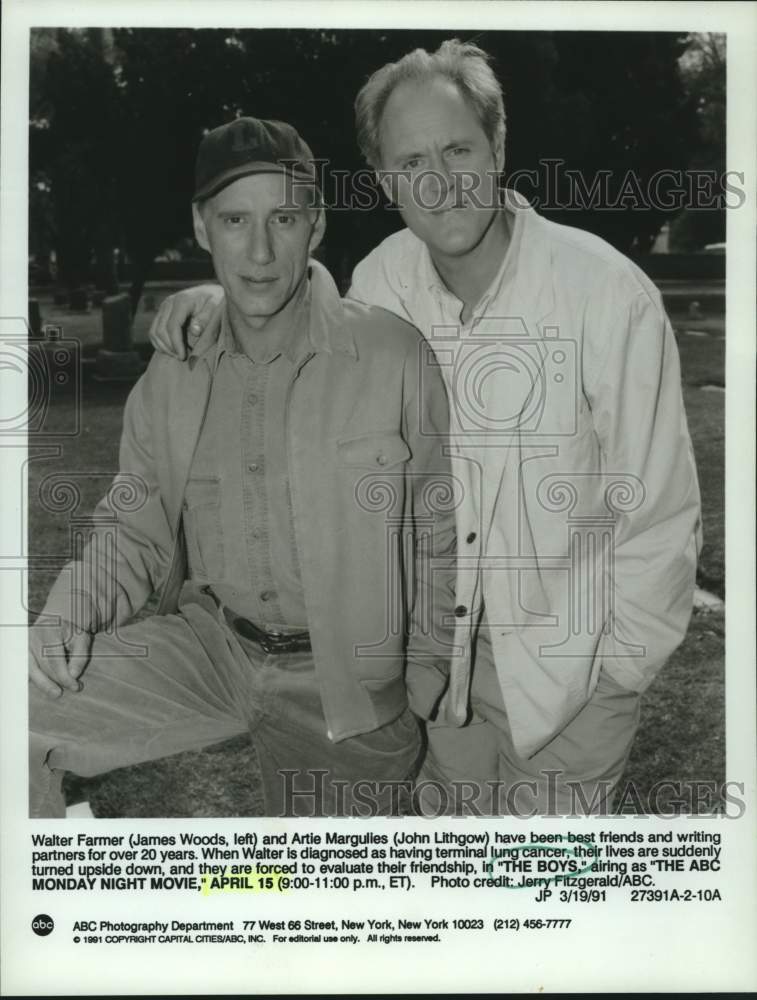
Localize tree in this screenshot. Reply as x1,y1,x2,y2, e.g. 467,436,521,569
29,27,705,311
518,31,697,252
670,33,726,251
30,29,122,299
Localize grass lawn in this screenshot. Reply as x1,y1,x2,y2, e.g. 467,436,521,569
27,307,726,817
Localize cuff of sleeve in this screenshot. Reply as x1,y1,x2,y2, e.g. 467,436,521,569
39,564,99,633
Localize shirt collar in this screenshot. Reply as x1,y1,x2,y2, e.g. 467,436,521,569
189,257,357,371
215,293,309,368
307,258,358,360
421,188,528,315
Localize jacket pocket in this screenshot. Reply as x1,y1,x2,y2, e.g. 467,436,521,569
336,431,411,470
181,477,223,580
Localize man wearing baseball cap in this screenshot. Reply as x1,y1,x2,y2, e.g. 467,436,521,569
28,117,456,818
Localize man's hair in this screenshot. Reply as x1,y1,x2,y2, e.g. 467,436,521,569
354,39,507,168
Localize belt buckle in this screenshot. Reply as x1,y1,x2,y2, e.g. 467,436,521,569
231,615,306,654
255,625,279,654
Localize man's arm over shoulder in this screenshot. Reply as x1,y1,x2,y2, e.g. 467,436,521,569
40,358,175,633
584,275,702,690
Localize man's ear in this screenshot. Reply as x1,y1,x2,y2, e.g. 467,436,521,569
192,203,211,253
308,207,327,254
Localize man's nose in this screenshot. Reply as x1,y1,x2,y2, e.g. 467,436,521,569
246,222,275,266
418,154,453,209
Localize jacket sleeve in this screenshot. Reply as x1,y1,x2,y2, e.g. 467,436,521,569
585,281,702,691
401,334,458,718
40,362,175,633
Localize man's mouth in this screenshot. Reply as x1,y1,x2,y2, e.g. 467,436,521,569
240,275,278,285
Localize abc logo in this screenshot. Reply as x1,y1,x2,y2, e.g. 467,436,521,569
32,914,54,936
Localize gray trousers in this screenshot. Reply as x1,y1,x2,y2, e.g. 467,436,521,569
29,591,421,818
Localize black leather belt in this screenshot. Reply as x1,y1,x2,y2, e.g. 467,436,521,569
223,607,311,654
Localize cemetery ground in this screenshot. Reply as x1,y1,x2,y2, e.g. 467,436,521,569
26,285,726,817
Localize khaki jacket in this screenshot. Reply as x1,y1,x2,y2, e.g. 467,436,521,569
42,262,456,741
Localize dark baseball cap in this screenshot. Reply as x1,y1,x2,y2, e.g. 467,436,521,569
193,116,319,202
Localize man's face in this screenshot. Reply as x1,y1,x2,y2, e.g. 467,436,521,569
193,173,319,327
377,75,503,262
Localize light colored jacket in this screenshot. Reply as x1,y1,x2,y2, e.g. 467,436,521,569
349,191,702,757
41,262,456,742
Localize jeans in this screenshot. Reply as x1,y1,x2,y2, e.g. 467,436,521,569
29,589,421,818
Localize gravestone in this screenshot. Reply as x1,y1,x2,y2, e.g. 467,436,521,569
94,292,144,381
28,298,43,339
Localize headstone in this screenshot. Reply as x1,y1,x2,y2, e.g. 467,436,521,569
101,293,133,353
95,292,144,381
28,298,43,339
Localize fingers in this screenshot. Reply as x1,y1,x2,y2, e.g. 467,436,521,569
188,293,219,346
148,286,225,360
29,655,65,699
28,625,93,699
168,287,220,356
166,293,193,359
67,629,94,682
28,628,81,698
185,287,224,351
148,298,185,360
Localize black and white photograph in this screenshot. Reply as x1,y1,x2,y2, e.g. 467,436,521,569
23,22,727,820
2,1,755,994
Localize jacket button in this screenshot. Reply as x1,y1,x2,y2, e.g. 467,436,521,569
260,589,276,602
466,532,477,543
454,605,468,617
377,454,388,465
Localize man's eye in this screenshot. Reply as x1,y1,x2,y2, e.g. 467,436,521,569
223,215,245,226
272,214,295,226
403,157,423,171
447,147,470,158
